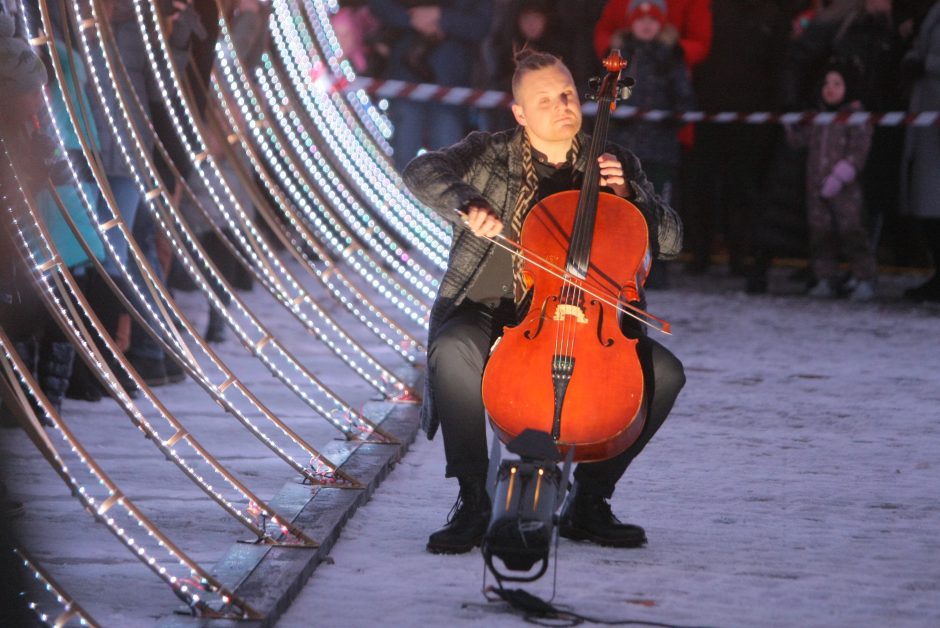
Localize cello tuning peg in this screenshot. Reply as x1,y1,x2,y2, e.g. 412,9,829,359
617,79,634,101
585,76,601,100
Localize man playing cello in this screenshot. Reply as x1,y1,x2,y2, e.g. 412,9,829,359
403,49,685,554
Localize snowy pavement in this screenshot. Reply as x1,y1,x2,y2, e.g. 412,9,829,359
279,276,940,628
3,265,939,627
0,260,424,626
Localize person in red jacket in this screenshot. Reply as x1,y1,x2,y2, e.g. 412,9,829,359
594,0,712,67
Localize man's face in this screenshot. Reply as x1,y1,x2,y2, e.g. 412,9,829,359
511,63,582,147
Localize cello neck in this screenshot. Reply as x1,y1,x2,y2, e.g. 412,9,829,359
566,50,628,279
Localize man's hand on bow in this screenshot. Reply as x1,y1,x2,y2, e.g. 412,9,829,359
460,202,503,238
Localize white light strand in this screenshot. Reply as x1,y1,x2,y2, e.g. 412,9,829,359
267,4,450,271
210,19,426,356
297,0,394,149
12,545,101,628
127,2,411,397
2,135,315,549
0,327,254,619
128,0,417,406
276,0,453,256
203,112,426,367
294,0,445,232
280,0,444,239
209,1,436,334
255,62,435,319
35,0,377,466
262,58,443,290
247,59,432,328
71,0,387,433
281,4,452,260
28,10,375,483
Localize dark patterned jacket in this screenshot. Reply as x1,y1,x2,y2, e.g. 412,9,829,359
403,126,683,438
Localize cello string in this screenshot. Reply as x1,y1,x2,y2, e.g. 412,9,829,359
452,216,669,334
566,118,606,360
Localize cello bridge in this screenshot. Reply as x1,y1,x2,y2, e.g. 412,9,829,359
553,304,588,324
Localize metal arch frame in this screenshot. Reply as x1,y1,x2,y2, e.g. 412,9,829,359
1,152,319,549
47,0,397,439
31,0,391,463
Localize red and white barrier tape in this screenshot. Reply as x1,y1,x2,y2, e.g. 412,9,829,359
326,74,940,127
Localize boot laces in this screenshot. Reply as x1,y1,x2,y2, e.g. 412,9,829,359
447,484,486,524
587,495,620,524
445,494,464,523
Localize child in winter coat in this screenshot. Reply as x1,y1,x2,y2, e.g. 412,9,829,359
601,0,694,288
605,0,694,202
787,60,877,301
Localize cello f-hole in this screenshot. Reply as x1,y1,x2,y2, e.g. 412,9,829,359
523,295,556,340
589,299,616,347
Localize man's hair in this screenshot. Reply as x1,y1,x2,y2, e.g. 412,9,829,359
510,48,567,101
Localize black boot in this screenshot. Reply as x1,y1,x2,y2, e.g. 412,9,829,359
903,274,940,303
163,355,185,384
427,476,491,554
11,338,38,377
127,355,168,387
66,359,103,402
558,482,647,548
1,339,38,428
38,340,74,424
204,305,227,344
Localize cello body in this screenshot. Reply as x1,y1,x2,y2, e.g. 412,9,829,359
482,190,650,463
481,50,653,463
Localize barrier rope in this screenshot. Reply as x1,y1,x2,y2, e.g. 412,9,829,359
329,75,940,127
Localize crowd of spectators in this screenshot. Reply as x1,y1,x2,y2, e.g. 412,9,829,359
338,0,940,300
0,0,267,451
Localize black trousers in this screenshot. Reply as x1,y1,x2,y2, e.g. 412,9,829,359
427,300,686,499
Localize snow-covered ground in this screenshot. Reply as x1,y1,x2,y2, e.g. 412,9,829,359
280,278,940,628
3,265,939,627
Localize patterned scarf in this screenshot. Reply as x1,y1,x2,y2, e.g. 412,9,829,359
509,131,581,302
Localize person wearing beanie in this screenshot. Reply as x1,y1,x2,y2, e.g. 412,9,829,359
786,59,878,302
604,0,669,52
602,0,693,288
594,0,712,68
627,0,666,26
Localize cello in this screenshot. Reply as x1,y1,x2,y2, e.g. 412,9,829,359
481,50,665,463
